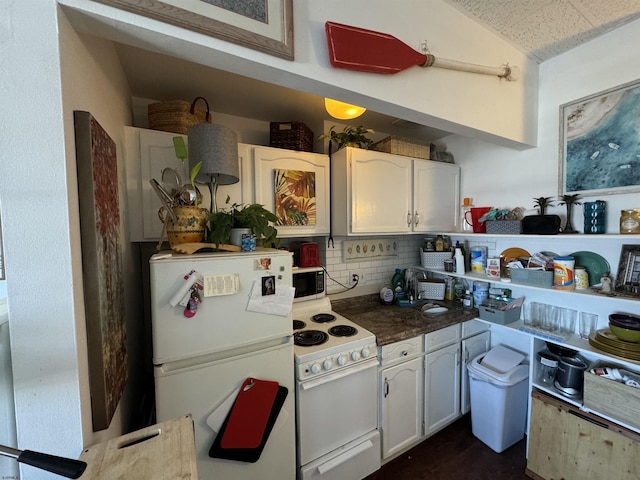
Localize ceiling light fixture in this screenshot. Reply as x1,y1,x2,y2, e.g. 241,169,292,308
324,98,366,120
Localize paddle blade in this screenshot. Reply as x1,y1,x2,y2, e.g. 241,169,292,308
325,21,427,74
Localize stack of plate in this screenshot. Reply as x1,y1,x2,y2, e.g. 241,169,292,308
589,328,640,361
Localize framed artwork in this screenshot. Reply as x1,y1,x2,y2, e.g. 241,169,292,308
74,111,128,431
95,0,294,60
274,169,316,226
559,79,640,195
615,244,640,297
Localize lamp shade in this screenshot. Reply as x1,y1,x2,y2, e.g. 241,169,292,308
187,123,239,185
324,98,366,120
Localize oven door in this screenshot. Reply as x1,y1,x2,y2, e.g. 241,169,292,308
297,357,378,466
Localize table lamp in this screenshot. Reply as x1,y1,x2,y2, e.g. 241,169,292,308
187,123,239,212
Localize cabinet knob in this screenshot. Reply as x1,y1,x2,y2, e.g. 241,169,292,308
414,211,420,226
406,211,412,227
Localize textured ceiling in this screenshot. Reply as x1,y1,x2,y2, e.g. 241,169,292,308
443,0,640,62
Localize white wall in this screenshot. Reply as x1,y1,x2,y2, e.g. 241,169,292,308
442,18,640,232
60,0,538,148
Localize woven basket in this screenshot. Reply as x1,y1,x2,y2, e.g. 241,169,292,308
417,279,446,300
373,136,431,160
148,96,211,134
269,121,314,152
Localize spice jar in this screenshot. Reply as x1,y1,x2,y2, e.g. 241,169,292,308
620,209,640,234
575,266,589,290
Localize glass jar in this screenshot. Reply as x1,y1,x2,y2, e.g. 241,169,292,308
620,209,640,234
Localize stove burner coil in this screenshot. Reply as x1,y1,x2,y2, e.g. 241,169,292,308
312,313,336,323
328,325,357,337
293,320,306,330
294,330,329,347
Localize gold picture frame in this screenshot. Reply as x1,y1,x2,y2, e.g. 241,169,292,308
95,0,294,60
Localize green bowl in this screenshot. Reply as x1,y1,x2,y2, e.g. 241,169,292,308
609,323,640,343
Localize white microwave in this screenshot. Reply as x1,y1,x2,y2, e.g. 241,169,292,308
292,267,325,301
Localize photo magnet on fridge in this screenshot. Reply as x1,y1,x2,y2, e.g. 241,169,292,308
262,276,275,296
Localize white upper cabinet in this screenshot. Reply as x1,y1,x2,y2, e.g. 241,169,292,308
253,146,330,237
413,160,460,233
331,147,460,235
123,127,250,242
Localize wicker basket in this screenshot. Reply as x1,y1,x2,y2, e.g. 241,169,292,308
421,251,452,270
269,121,314,152
148,96,211,134
373,136,431,160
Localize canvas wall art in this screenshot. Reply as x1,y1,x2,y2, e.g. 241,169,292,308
74,111,127,431
274,169,316,226
559,79,640,195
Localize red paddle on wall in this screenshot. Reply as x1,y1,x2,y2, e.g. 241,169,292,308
325,21,517,80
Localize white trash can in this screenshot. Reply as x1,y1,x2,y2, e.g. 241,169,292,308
467,344,529,453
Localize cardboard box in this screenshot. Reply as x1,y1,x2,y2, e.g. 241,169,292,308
583,362,640,430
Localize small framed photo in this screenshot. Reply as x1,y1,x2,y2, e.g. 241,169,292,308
262,275,276,296
615,244,640,296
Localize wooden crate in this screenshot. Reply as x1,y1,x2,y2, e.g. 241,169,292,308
527,391,640,480
583,362,640,430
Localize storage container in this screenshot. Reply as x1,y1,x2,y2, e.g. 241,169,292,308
372,136,431,160
510,269,553,287
420,251,452,270
583,361,640,430
485,220,522,234
478,303,522,325
269,121,314,152
148,96,211,134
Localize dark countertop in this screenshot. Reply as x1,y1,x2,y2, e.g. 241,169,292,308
331,294,479,346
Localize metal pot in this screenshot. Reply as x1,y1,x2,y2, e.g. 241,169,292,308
554,356,588,396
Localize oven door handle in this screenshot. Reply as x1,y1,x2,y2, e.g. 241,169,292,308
300,358,378,390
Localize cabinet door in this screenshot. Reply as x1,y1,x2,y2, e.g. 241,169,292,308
460,331,490,414
380,357,423,459
253,146,330,237
413,160,460,232
425,343,460,436
350,151,412,234
124,127,249,242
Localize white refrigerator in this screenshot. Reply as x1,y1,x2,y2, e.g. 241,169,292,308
150,250,295,480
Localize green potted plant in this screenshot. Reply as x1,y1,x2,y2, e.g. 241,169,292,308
318,125,375,150
208,197,279,248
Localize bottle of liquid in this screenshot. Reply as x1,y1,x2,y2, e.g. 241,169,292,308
454,248,465,274
379,283,394,305
463,289,473,309
460,197,474,232
445,277,455,301
391,268,405,302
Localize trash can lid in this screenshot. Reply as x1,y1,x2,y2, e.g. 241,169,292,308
480,345,525,374
468,345,529,386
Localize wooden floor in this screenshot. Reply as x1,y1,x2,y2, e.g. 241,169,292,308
365,415,530,480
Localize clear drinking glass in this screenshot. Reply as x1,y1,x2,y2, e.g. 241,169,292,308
579,312,598,339
524,302,544,327
559,308,577,334
542,304,559,332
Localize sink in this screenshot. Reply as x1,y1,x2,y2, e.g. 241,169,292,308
408,300,461,315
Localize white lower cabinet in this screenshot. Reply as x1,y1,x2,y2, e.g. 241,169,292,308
461,321,491,414
424,342,460,436
379,337,423,461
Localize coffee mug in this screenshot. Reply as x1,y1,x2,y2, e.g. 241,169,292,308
464,207,492,233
